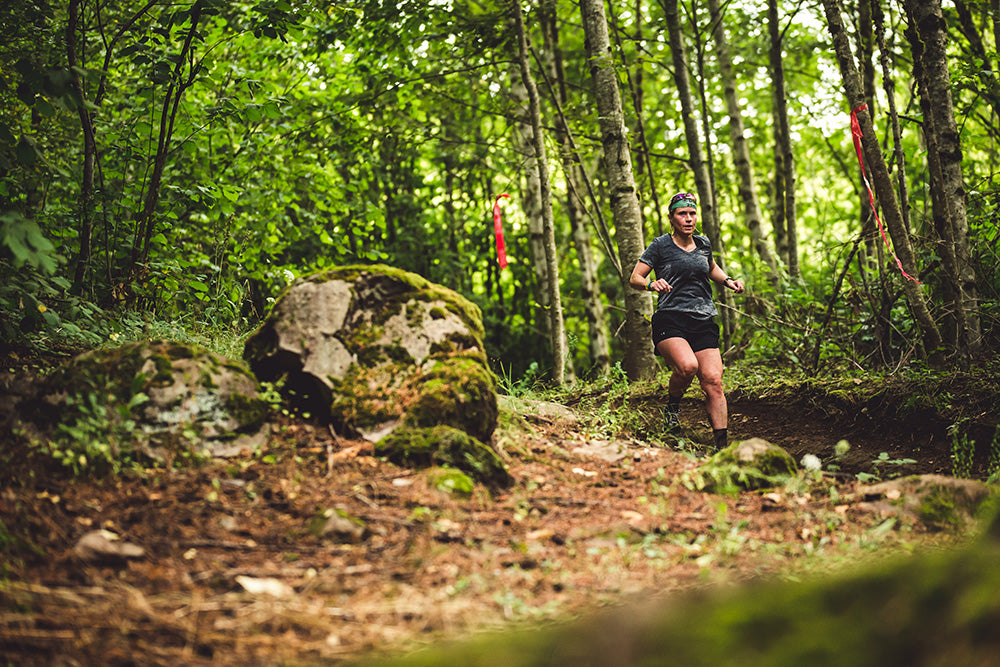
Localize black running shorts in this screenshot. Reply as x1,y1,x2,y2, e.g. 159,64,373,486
651,310,720,353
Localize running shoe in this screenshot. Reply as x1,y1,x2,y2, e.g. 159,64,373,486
664,403,681,434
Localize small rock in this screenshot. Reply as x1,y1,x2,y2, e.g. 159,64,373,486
310,507,365,542
73,529,145,563
572,439,629,463
235,575,294,598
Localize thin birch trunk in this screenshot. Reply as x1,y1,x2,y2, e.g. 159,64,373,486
67,0,96,297
607,0,664,236
873,0,911,235
510,69,550,327
707,0,781,282
541,0,610,376
822,0,945,366
580,0,657,381
662,0,732,347
904,0,982,359
768,0,798,278
512,1,566,384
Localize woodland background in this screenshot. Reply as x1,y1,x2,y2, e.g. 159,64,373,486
1,0,998,384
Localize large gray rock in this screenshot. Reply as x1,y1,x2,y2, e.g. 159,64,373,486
243,265,499,448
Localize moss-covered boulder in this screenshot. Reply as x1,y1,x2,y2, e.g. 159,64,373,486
684,437,798,494
243,264,500,450
17,340,270,473
857,474,996,531
375,425,511,488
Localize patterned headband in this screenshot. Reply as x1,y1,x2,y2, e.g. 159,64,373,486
669,192,697,212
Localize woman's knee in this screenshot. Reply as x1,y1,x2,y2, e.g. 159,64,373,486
700,372,724,394
673,362,699,380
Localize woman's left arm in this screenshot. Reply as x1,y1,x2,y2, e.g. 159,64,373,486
709,261,745,293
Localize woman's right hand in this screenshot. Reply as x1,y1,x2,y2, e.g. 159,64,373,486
648,278,671,293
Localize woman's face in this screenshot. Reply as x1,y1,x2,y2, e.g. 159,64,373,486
670,207,697,235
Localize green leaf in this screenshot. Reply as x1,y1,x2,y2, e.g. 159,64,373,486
35,98,55,117
127,392,150,409
15,135,39,166
189,279,210,292
41,309,61,326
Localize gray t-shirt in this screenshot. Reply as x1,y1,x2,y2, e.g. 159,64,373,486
638,234,718,319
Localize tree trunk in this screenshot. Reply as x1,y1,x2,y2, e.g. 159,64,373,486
130,1,202,274
607,0,664,236
904,0,982,360
662,0,732,347
873,0,912,237
768,0,798,278
66,0,96,297
510,66,550,331
542,0,610,376
821,0,945,365
707,0,780,283
512,1,567,385
580,0,657,381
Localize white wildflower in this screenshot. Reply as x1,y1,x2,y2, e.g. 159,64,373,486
800,454,822,472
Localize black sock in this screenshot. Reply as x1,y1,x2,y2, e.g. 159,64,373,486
713,428,728,448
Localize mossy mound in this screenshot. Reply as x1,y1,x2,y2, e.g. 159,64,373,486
17,340,269,475
425,467,476,497
858,474,997,531
684,438,798,494
375,425,511,488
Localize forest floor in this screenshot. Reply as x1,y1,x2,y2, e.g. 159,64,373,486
0,361,995,666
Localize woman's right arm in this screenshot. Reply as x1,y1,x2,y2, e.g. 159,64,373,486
630,261,670,293
630,261,652,291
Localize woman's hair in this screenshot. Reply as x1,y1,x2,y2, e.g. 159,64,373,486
668,192,697,212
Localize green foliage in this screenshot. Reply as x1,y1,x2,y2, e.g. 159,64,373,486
951,429,976,479
870,452,918,481
497,361,543,398
0,212,59,274
578,363,640,437
988,427,1000,485
30,385,148,477
0,0,998,382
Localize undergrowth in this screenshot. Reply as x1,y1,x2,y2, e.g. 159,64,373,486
3,302,252,369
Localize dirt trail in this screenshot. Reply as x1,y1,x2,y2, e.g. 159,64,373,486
0,395,973,665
